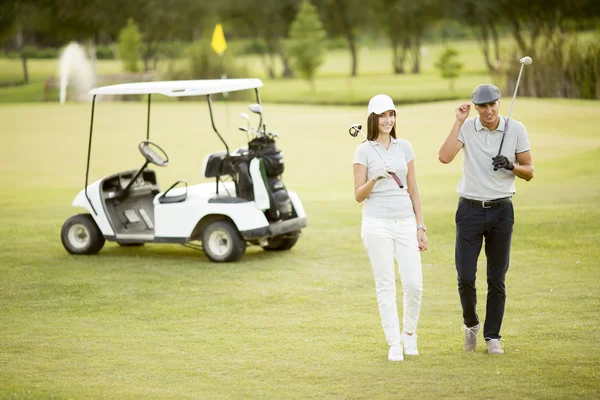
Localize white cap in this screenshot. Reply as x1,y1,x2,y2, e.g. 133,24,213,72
368,94,397,115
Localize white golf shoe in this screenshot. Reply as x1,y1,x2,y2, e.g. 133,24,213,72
463,323,481,351
388,345,404,361
401,331,419,356
486,339,505,355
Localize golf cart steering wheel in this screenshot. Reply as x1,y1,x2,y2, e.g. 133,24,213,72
138,141,169,167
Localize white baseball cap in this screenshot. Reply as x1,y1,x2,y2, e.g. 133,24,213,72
368,94,397,115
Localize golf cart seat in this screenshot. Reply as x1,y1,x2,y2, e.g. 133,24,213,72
158,180,188,204
203,151,233,179
202,148,247,179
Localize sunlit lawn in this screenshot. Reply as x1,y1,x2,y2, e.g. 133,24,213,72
0,38,504,104
0,98,599,399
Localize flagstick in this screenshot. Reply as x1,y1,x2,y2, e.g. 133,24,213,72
211,23,230,148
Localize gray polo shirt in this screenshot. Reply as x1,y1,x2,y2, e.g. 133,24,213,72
353,137,415,219
457,116,531,201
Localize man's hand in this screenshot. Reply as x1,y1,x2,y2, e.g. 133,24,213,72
372,167,394,182
492,155,514,171
455,103,471,122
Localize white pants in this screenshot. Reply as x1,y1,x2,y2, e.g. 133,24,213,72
362,216,423,346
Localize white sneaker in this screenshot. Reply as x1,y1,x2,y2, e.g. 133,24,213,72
401,331,419,356
463,323,481,351
486,339,505,355
388,345,404,361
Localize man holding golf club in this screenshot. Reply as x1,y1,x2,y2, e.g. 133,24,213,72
352,94,427,361
438,65,534,354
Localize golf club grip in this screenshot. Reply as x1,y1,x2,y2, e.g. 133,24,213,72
497,119,509,157
390,172,404,188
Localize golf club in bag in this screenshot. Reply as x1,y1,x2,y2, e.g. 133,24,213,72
494,56,533,171
348,124,404,189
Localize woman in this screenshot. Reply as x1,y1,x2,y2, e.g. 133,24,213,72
352,94,428,361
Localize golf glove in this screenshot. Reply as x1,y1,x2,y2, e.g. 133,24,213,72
492,155,514,171
373,167,395,182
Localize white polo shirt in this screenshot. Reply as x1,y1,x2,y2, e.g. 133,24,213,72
457,116,531,201
353,137,416,219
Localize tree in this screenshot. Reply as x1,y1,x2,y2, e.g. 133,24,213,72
313,0,366,77
288,0,326,88
434,46,463,91
0,0,48,84
219,0,298,78
372,0,443,74
450,0,503,73
118,18,142,73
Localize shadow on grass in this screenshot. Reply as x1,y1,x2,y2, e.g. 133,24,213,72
70,241,298,267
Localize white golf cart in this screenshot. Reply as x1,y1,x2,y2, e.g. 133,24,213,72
60,79,307,262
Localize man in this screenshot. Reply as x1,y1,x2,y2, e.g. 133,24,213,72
438,84,534,354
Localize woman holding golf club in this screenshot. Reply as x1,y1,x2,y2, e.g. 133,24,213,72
352,94,427,362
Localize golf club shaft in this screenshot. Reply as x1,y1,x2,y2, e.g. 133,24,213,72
506,63,525,122
352,127,404,189
497,62,525,158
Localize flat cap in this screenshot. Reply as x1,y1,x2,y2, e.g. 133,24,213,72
472,84,501,105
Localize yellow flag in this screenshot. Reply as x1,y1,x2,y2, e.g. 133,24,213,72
211,23,227,55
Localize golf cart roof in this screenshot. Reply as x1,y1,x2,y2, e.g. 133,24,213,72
88,78,263,97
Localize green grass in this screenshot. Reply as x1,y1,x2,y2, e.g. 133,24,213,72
0,38,500,104
0,59,123,103
1,98,599,399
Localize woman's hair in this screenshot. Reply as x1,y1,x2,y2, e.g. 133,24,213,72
367,112,397,141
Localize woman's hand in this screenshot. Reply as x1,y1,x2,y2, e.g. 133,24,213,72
417,229,428,252
372,167,395,182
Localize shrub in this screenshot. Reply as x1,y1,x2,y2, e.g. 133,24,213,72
434,47,463,92
502,32,600,100
95,45,116,60
118,18,143,72
287,0,326,88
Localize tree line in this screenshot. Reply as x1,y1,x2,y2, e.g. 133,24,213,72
1,0,599,98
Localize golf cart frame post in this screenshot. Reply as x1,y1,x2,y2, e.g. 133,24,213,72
84,81,263,213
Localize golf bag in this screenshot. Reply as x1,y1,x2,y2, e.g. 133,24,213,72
227,137,293,221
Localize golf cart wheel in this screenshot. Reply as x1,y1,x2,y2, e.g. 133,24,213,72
202,220,246,263
262,234,299,251
61,214,105,255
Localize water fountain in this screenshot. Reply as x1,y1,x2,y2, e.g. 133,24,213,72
58,42,96,104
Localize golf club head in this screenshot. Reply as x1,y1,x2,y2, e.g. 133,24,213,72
248,104,263,115
239,112,251,121
520,56,532,65
349,124,362,137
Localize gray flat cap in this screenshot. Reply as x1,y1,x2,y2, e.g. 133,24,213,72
472,84,501,105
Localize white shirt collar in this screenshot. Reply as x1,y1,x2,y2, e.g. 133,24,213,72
475,116,505,132
371,137,399,146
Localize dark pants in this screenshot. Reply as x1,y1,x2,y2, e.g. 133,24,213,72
455,199,514,340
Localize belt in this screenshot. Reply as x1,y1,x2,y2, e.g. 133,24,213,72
459,196,512,209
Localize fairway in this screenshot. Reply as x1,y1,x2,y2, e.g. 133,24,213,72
1,99,599,399
0,38,501,104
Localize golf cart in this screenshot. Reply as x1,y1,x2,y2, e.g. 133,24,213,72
60,79,307,262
